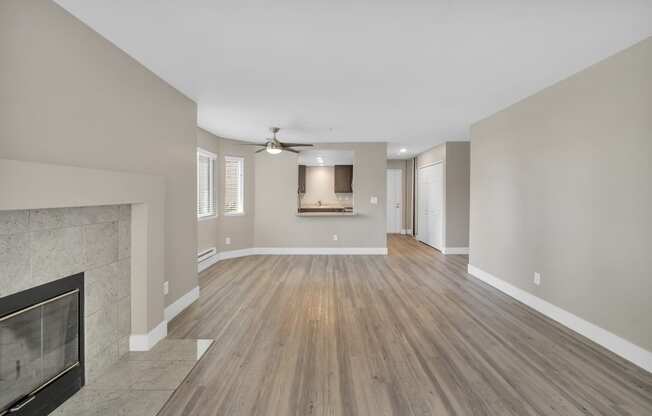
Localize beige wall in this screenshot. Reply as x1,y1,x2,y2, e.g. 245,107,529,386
415,143,470,248
405,160,414,231
0,0,198,307
255,143,387,248
444,143,470,247
470,37,652,351
197,129,255,253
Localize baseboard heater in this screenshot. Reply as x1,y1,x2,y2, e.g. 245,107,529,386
197,247,217,263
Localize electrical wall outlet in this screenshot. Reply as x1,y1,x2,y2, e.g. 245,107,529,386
163,281,169,295
225,237,231,245
533,272,541,286
370,196,378,204
333,234,338,241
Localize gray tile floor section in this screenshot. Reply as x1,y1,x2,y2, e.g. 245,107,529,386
51,339,213,416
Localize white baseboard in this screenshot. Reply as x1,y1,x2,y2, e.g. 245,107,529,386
254,247,388,255
219,247,257,260
130,287,199,352
443,247,469,255
197,246,388,273
164,286,200,322
467,264,652,373
129,320,167,351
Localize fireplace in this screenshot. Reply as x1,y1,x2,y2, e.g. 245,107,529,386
0,273,84,416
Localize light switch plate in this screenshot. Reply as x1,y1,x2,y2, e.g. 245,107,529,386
163,281,169,295
333,234,338,241
370,196,378,204
225,237,231,245
534,272,541,286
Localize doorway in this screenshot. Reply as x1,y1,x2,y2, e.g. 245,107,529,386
417,163,443,250
386,169,402,233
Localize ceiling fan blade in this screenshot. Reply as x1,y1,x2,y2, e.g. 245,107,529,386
241,143,267,146
284,148,300,154
255,148,267,153
281,143,313,147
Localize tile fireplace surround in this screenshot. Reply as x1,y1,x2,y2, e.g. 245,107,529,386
0,205,132,381
0,158,181,413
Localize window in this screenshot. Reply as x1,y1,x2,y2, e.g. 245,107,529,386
224,156,244,215
197,148,217,219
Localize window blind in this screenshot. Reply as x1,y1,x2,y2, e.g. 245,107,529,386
197,149,216,218
224,156,244,215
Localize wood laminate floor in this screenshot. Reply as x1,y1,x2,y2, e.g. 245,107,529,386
159,235,652,416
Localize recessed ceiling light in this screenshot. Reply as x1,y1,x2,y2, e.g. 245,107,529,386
400,148,407,153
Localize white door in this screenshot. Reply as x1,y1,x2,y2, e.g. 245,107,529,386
386,169,402,233
417,163,443,250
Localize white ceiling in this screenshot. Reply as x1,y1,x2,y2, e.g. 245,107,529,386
55,0,652,159
298,150,354,166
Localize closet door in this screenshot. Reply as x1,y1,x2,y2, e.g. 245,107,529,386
417,163,443,250
429,163,443,250
417,166,430,244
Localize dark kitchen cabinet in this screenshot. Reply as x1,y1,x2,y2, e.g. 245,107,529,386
334,165,353,193
298,165,306,193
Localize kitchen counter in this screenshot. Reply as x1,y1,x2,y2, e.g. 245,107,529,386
296,212,357,217
298,207,352,213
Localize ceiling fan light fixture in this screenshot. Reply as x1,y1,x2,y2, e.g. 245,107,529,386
247,127,313,154
266,142,282,154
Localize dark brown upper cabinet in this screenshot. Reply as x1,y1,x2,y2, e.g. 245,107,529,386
334,165,353,193
298,165,306,194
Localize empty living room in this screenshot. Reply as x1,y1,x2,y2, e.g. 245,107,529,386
1,1,651,415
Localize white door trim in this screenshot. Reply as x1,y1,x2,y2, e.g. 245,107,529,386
417,161,442,169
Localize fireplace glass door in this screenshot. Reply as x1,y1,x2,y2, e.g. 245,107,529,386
0,290,79,412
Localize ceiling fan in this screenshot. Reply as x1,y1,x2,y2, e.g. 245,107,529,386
244,127,313,154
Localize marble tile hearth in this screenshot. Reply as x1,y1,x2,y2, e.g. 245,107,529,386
52,339,213,416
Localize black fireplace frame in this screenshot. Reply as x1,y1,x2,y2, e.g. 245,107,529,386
0,272,84,416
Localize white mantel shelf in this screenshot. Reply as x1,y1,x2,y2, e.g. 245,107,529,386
0,158,166,346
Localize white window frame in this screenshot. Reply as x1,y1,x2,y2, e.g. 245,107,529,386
224,156,245,216
197,148,217,220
